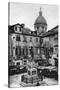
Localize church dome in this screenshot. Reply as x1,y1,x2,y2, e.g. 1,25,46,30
34,8,47,25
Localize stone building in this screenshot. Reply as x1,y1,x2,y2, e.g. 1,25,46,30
8,8,47,66
8,24,41,66
41,25,58,65
9,24,40,57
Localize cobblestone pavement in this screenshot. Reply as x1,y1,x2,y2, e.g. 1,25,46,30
9,73,58,87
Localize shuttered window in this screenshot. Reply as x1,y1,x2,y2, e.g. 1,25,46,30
16,35,21,41
30,37,32,42
15,46,21,59
23,47,28,56
36,37,38,42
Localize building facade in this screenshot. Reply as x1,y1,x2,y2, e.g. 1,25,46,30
41,26,58,65
8,8,47,66
8,24,41,65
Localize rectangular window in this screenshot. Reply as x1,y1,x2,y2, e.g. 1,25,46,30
50,47,53,53
16,35,20,41
15,26,17,31
37,26,39,29
19,27,21,32
24,60,27,65
23,48,24,55
36,37,38,42
23,47,28,56
32,71,36,75
30,37,32,42
28,71,31,75
15,46,21,59
23,36,27,42
34,31,37,34
31,31,33,34
36,48,38,54
16,62,20,65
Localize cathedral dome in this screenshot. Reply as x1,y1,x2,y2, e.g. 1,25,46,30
34,8,47,25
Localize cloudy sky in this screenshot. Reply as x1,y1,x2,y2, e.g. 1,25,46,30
9,2,58,31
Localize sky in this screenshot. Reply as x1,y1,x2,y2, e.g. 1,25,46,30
9,2,59,31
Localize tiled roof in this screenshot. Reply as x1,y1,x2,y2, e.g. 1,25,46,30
41,25,58,37
8,24,39,36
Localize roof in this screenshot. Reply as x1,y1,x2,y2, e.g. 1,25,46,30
41,25,58,37
34,8,47,25
8,23,31,34
8,24,41,37
34,15,47,25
